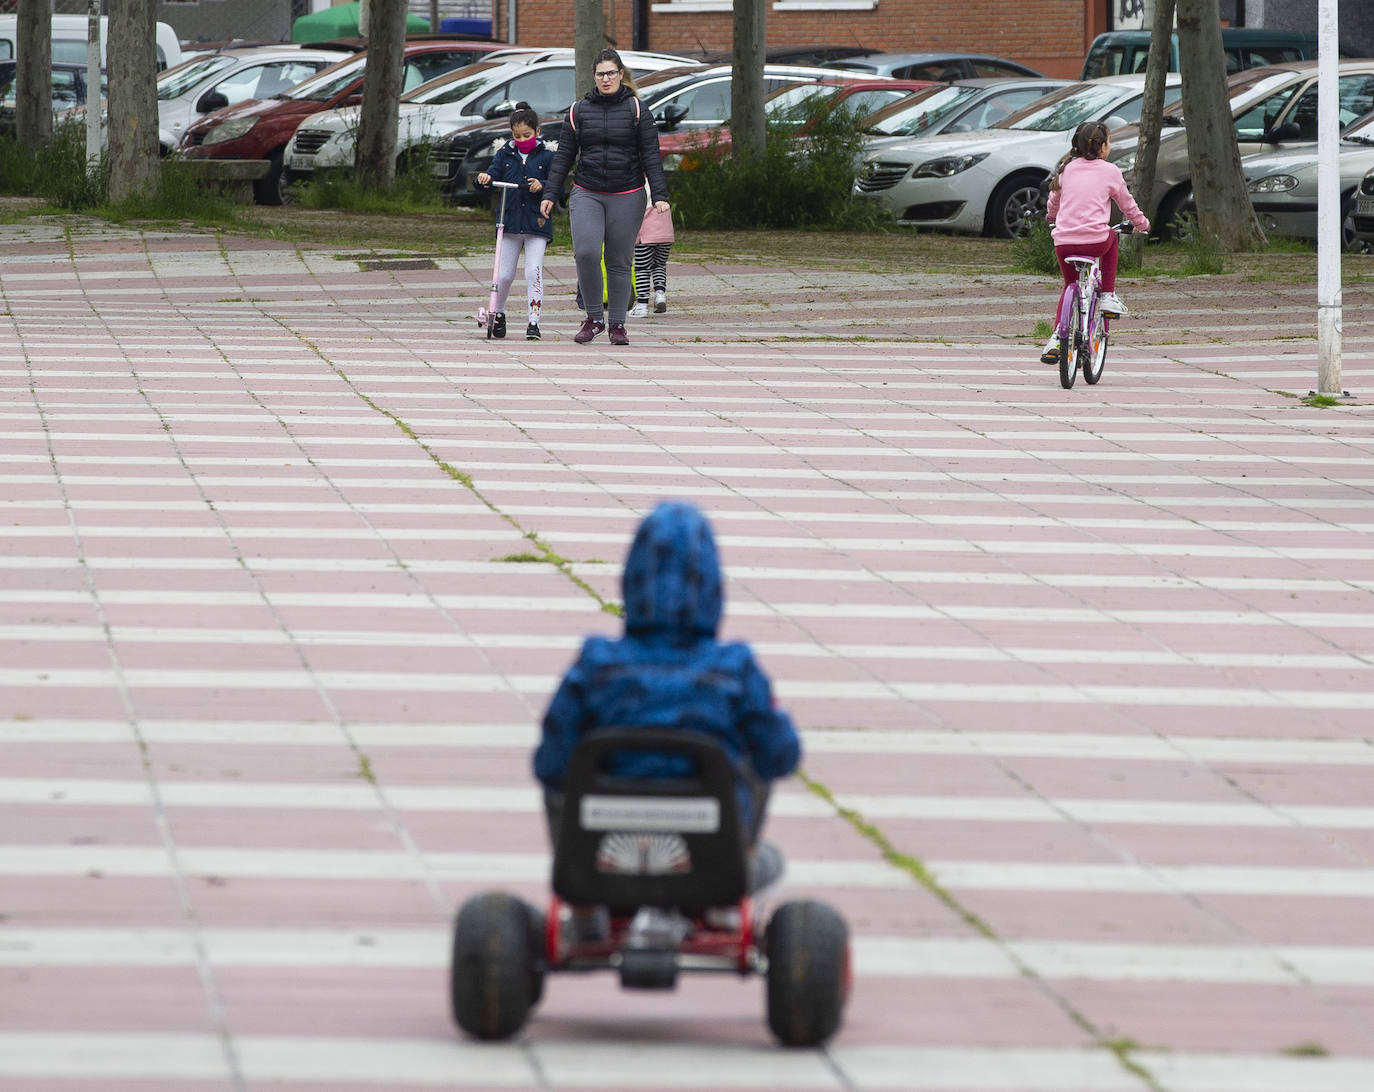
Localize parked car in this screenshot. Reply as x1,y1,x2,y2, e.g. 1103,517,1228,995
0,58,103,137
859,77,1074,156
176,41,484,205
283,50,687,190
635,63,850,132
823,51,1044,81
1081,27,1330,80
429,113,565,205
156,45,351,155
1109,60,1374,233
656,78,934,174
0,13,181,71
853,73,1183,237
1237,108,1374,251
1354,161,1374,249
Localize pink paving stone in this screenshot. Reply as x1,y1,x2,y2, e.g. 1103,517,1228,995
992,757,1241,802
857,816,1128,867
1087,823,1360,870
0,874,189,926
125,688,336,724
0,967,218,1033
1213,766,1374,806
799,752,1022,796
3,688,132,720
0,803,163,847
115,642,306,673
186,877,444,928
6,1082,233,1092
363,748,532,787
98,605,285,630
1058,980,1374,1055
164,806,402,851
144,744,359,784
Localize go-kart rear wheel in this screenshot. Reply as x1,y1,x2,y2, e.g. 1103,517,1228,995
765,899,850,1047
450,892,544,1040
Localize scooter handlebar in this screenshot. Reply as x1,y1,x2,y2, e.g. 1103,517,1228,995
489,181,519,189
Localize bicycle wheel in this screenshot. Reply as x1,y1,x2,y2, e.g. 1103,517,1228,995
1057,290,1081,390
1083,307,1109,385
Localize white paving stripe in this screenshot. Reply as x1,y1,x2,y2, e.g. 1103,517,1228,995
7,778,1374,830
3,846,1373,896
1,1035,1372,1091
4,928,1374,986
3,720,1369,765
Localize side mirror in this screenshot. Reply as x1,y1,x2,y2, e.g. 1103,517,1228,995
196,90,229,114
659,102,689,131
483,100,517,120
1102,115,1129,132
1265,120,1301,143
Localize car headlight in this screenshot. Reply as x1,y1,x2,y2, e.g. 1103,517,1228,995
913,152,988,178
1246,173,1298,193
201,116,259,146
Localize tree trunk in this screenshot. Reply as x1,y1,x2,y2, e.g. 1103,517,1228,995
1123,0,1175,267
731,0,766,159
355,0,408,191
15,0,52,147
1175,0,1266,250
574,0,604,108
106,0,160,203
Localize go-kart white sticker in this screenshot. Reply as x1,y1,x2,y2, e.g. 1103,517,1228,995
580,795,720,833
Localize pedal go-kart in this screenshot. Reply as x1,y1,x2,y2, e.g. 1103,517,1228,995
449,728,851,1047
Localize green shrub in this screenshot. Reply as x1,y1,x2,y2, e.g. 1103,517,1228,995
33,120,107,209
668,103,892,231
104,157,237,224
1010,216,1057,274
295,145,446,212
1175,213,1225,275
0,134,40,193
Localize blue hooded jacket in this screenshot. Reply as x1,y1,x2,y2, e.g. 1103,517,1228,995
534,502,801,829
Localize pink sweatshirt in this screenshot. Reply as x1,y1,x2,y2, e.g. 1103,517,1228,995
1045,157,1149,246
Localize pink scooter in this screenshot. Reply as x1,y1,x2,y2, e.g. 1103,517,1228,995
477,180,519,338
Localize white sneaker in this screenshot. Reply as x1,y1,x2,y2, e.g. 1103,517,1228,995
1040,334,1059,364
628,301,649,318
1099,292,1128,317
653,289,667,314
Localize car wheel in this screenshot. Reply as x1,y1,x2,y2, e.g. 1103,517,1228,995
1342,191,1370,253
1156,186,1193,240
987,175,1046,238
254,148,290,207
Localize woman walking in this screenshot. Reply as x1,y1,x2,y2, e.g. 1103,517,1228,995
540,48,671,346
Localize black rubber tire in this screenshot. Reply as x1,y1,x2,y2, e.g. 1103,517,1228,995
1156,186,1191,240
253,148,289,207
987,175,1046,238
1083,310,1109,385
450,892,542,1040
765,899,850,1047
1058,296,1081,390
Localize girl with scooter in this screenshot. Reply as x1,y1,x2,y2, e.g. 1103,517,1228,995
474,103,555,340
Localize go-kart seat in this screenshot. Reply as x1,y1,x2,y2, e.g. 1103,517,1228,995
551,727,750,915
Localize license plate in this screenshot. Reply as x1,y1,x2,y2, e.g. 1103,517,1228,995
1358,196,1374,217
288,155,314,172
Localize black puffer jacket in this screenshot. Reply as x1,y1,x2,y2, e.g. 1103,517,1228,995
546,85,669,203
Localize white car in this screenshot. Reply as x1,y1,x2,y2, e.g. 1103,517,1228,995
284,50,688,182
852,73,1183,237
157,46,351,154
1240,108,1374,251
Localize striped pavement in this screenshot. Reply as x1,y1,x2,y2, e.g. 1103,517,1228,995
1,216,1372,1090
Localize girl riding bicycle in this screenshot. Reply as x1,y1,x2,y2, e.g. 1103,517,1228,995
1041,121,1150,364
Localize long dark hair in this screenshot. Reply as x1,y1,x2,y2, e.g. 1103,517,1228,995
1049,121,1110,192
593,47,637,94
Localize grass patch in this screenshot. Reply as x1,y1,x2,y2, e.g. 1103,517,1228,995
1033,319,1053,339
1279,1041,1329,1057
494,552,547,563
1302,393,1343,408
1009,217,1057,275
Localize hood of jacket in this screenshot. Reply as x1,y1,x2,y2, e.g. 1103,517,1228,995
622,501,722,639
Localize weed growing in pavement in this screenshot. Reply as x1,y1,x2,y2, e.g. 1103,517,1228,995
1009,216,1057,275
1279,1042,1329,1057
355,754,376,783
1034,319,1053,339
669,103,892,231
1303,393,1343,408
494,553,547,563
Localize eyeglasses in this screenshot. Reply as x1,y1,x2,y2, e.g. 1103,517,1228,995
594,70,620,80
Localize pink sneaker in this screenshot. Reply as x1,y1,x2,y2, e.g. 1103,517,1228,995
573,318,605,344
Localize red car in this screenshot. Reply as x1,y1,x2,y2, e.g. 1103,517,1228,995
177,40,499,204
658,78,933,173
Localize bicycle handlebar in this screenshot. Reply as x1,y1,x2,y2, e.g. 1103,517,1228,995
1112,220,1135,235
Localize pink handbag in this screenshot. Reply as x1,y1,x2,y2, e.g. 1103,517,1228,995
638,204,675,244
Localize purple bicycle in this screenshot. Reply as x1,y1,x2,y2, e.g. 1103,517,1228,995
1053,220,1134,390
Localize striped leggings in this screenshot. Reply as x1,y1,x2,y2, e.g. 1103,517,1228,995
634,243,671,301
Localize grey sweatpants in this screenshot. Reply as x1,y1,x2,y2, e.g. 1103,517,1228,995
568,185,645,325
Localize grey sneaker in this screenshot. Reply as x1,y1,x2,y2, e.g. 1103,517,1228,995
1099,292,1128,317
653,289,667,314
628,301,650,318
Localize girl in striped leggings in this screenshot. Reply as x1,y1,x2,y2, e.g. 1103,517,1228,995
628,200,674,317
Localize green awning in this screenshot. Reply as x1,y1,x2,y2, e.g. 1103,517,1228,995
292,2,431,44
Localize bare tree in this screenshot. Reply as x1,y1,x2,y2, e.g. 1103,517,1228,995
1175,0,1265,249
14,0,52,147
107,0,160,202
1123,0,1175,265
355,0,409,190
574,0,604,106
731,0,766,159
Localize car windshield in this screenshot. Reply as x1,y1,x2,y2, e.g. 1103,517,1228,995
401,61,502,103
1345,108,1374,143
284,55,366,102
1162,68,1292,121
998,83,1128,132
863,84,978,135
764,82,843,121
157,55,235,100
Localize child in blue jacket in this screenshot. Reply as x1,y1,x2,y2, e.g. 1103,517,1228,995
473,103,554,340
535,501,801,876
